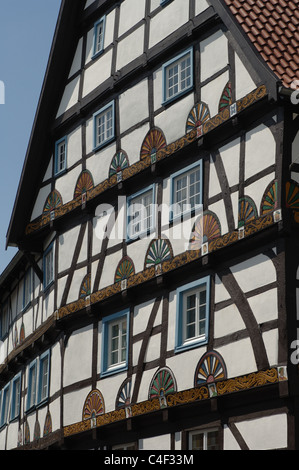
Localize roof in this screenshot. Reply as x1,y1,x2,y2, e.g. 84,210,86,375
224,0,299,89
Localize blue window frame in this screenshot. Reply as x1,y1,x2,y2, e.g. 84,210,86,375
10,373,22,421
43,243,54,290
0,300,9,340
101,309,130,377
175,277,210,353
37,349,51,406
92,16,106,58
162,47,193,105
160,0,172,5
127,184,156,241
0,382,10,427
54,136,67,176
23,268,31,310
170,161,203,222
26,359,37,412
93,101,115,151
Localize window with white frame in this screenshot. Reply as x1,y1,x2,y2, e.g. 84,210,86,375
101,310,129,377
189,428,219,450
93,101,115,150
37,350,50,405
0,383,10,427
127,185,155,241
170,162,202,220
55,136,67,175
23,268,31,310
175,277,210,353
93,16,106,57
26,359,37,412
43,243,54,289
1,301,9,339
162,48,193,104
10,373,21,421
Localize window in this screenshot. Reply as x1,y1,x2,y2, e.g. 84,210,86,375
23,268,31,310
43,243,54,289
101,309,130,377
93,101,115,150
55,136,67,175
127,185,156,241
162,48,193,104
170,162,202,221
112,443,137,450
1,301,9,339
10,373,21,421
37,350,50,405
26,359,37,412
93,17,106,58
175,277,210,353
160,0,172,5
0,383,10,427
189,429,219,450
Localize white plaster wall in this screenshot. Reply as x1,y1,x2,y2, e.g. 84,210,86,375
69,38,83,78
245,172,275,215
56,76,80,118
120,122,150,166
144,333,161,363
63,325,93,387
230,254,276,294
133,299,162,336
118,0,146,36
149,0,189,49
30,183,51,221
218,338,257,377
247,289,278,324
86,141,116,185
58,226,81,273
245,124,276,181
127,236,156,274
49,397,61,433
201,71,229,117
214,304,246,339
83,48,113,97
263,329,278,366
67,267,87,304
223,425,241,450
200,30,228,82
116,25,145,71
195,0,210,15
119,78,149,134
64,387,91,426
167,345,207,391
99,250,123,289
85,9,115,64
139,434,171,450
155,93,195,144
219,138,241,188
97,372,128,413
235,52,257,100
50,342,61,396
55,166,82,205
43,158,52,182
215,274,230,303
68,126,82,167
208,157,221,198
208,199,228,235
234,413,287,450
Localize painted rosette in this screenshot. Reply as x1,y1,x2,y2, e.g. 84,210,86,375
115,256,135,283
145,238,173,268
140,128,166,160
43,190,63,213
190,211,221,249
82,389,105,421
218,82,233,113
74,170,94,199
186,102,210,133
149,367,177,400
195,351,227,386
116,378,132,408
238,196,258,227
109,150,129,177
260,180,278,215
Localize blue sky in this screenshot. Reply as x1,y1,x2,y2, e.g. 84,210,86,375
0,0,61,274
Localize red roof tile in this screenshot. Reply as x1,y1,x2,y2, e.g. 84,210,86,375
224,0,299,88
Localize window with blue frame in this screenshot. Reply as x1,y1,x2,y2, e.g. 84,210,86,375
54,136,67,176
37,350,51,405
10,373,21,421
92,16,106,58
101,309,130,377
26,359,37,412
127,184,156,241
23,268,31,310
170,161,203,222
0,382,10,427
162,47,193,105
43,243,54,290
93,101,115,151
160,0,172,5
175,277,210,353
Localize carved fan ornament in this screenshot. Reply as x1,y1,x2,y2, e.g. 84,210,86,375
195,351,227,387
116,378,132,408
149,367,177,400
115,256,135,283
190,211,221,249
82,389,105,421
145,238,173,268
74,170,94,199
238,196,258,228
79,273,91,299
186,102,210,133
109,150,129,177
260,180,278,215
43,190,63,213
218,82,233,113
140,128,167,160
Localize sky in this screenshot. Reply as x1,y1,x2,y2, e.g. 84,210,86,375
0,0,61,274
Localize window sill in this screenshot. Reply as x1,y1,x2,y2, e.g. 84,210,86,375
162,86,193,108
101,363,127,378
175,336,208,354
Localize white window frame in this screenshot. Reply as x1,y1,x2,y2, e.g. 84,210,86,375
92,16,106,58
162,47,193,104
189,428,219,450
101,309,130,378
170,161,203,221
175,277,210,353
43,243,54,290
93,101,115,150
10,373,21,421
54,136,67,176
127,184,156,241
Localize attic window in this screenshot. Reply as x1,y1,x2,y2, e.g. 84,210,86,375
54,136,67,176
93,16,106,58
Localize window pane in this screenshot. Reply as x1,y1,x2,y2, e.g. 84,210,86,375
191,432,204,450
207,431,219,450
41,356,49,401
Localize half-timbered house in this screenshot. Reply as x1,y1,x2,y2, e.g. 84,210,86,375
0,0,299,450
